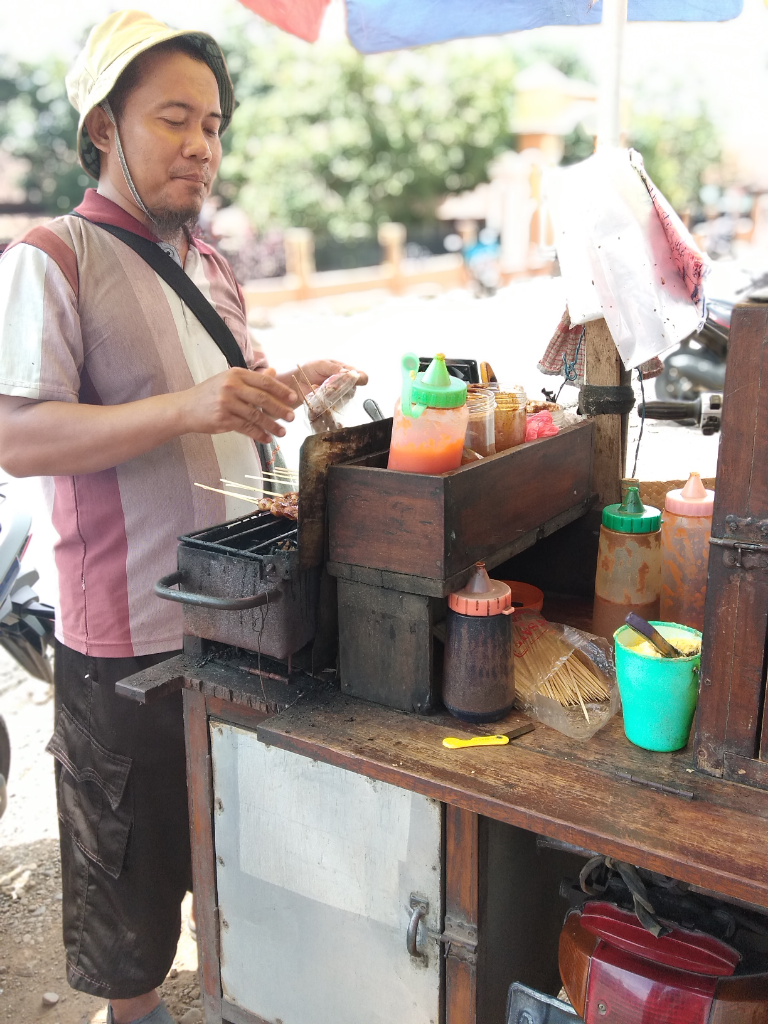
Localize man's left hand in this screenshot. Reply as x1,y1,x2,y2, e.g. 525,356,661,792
280,360,368,404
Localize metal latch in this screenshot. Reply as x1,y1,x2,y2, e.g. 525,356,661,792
710,536,768,569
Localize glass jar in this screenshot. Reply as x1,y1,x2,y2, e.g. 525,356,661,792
465,388,496,457
494,386,527,452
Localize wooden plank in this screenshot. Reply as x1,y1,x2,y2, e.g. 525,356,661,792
445,806,479,1024
257,692,768,909
585,318,623,507
696,305,768,777
327,495,594,597
724,752,768,790
221,998,270,1024
337,580,439,712
183,689,222,1024
328,463,446,576
298,418,392,570
327,422,594,581
443,422,594,577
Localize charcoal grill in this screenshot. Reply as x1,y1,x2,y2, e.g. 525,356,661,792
153,420,394,666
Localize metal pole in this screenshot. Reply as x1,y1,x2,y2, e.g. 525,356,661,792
597,0,628,148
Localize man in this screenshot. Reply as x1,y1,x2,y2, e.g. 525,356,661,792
0,12,366,1024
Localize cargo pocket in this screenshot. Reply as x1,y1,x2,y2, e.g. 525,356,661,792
46,705,133,879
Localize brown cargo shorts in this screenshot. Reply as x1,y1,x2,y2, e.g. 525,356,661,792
47,641,191,1000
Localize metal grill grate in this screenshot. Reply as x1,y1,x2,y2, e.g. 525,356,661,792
180,511,298,561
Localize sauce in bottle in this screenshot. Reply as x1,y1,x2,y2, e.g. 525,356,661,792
592,487,662,643
660,472,714,632
388,353,469,474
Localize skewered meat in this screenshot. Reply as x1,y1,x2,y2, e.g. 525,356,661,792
258,492,299,521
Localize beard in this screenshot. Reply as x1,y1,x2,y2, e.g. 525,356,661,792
147,204,200,241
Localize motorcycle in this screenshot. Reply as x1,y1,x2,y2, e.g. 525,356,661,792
0,484,56,818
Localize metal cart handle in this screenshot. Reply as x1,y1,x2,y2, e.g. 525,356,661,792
406,896,429,960
154,570,282,611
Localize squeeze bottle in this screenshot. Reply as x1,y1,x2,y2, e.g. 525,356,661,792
660,472,714,632
388,353,468,474
442,562,515,723
592,487,662,643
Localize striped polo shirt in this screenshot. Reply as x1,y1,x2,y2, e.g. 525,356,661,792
0,190,267,657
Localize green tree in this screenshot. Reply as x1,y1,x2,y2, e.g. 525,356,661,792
220,32,518,240
628,108,722,215
0,56,90,214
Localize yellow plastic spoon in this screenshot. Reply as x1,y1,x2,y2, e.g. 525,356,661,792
442,734,510,749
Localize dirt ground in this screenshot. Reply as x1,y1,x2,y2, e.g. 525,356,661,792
0,648,201,1024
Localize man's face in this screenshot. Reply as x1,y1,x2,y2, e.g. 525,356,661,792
107,50,223,231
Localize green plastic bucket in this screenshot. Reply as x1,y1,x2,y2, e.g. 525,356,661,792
614,622,702,752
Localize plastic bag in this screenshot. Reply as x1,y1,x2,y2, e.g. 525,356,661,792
547,147,706,370
304,368,360,434
513,612,620,740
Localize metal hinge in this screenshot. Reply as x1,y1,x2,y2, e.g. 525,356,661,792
440,915,478,965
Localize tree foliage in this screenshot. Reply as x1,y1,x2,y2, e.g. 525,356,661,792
0,56,90,214
219,32,518,239
628,107,722,214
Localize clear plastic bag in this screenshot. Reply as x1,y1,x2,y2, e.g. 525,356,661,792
305,368,360,434
513,612,620,740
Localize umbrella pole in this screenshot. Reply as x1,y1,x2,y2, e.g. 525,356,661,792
597,0,628,148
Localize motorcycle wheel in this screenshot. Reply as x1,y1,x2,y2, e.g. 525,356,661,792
0,713,9,818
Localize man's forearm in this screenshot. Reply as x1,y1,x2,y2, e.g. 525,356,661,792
0,394,185,477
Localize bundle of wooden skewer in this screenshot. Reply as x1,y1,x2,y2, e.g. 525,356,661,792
513,615,611,723
194,466,300,519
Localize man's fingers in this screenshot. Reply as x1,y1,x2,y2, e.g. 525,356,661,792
239,369,297,406
230,396,287,439
232,385,295,424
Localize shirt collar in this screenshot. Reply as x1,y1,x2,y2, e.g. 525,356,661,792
73,189,211,256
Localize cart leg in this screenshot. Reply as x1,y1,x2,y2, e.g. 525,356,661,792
184,687,223,1024
445,806,480,1024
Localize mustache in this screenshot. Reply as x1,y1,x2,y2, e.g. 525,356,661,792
169,168,212,185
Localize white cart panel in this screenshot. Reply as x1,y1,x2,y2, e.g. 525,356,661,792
210,722,443,1024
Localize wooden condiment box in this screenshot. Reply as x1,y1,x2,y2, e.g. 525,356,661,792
326,419,595,712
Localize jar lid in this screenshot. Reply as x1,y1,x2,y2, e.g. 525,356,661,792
602,486,661,533
449,562,512,616
665,472,715,516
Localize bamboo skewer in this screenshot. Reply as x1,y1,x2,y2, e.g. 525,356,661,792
513,622,611,712
298,365,316,395
195,482,261,504
293,375,313,409
220,478,285,497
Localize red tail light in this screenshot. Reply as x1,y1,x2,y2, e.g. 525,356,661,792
585,940,717,1024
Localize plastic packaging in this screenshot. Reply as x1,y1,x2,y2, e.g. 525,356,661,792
592,487,662,643
388,353,468,474
305,368,360,434
615,622,702,751
464,388,496,457
494,387,527,452
525,410,559,441
512,611,619,740
660,472,714,632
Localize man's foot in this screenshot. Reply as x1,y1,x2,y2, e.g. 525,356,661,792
107,996,176,1023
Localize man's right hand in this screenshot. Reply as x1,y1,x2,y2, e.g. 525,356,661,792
178,367,298,444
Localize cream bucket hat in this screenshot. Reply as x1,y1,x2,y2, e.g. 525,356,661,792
66,9,234,181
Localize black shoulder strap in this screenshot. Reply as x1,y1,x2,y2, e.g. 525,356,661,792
78,217,248,370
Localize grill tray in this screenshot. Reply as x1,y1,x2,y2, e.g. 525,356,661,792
181,510,299,564
167,510,317,661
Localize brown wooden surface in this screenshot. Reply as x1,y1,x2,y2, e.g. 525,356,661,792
184,688,223,1024
257,690,768,909
337,580,441,712
445,806,479,1024
298,418,392,570
696,304,768,779
327,496,594,598
327,421,594,580
585,318,623,507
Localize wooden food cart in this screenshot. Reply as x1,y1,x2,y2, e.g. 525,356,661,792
123,308,768,1024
